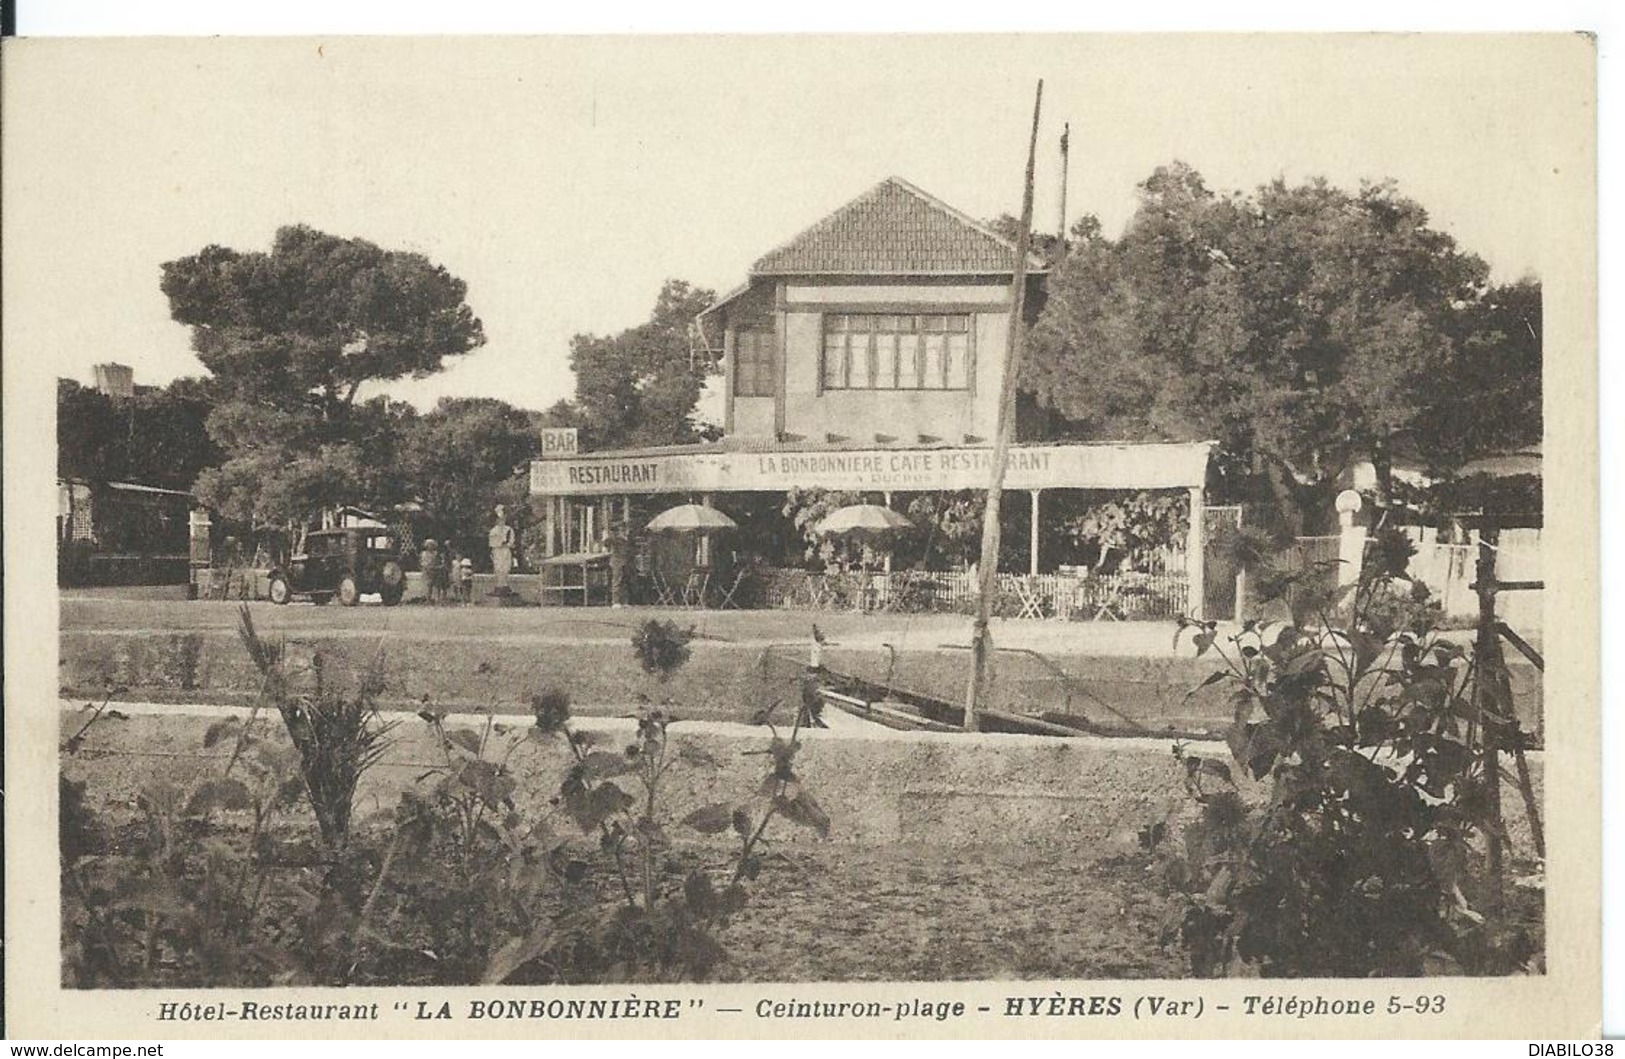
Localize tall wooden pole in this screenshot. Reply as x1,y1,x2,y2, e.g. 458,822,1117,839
1472,527,1507,913
964,79,1043,733
1057,122,1070,245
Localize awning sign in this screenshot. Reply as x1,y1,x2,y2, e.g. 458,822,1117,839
531,442,1211,496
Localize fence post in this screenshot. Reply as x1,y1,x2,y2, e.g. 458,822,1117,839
1186,486,1205,620
1335,489,1367,591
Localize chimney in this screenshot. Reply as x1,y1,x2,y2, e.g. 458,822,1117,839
93,362,135,399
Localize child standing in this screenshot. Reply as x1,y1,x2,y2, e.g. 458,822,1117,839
456,548,475,605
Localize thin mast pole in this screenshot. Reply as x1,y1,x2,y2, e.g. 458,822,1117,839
1057,122,1070,245
964,79,1043,733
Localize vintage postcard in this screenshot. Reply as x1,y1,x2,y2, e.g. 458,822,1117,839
2,33,1599,1039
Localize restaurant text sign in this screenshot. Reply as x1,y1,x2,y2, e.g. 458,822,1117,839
531,442,1211,496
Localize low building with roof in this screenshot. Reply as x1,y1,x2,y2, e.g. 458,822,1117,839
58,478,195,586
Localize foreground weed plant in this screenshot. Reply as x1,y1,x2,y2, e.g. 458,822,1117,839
60,609,399,986
61,607,827,987
1152,531,1541,978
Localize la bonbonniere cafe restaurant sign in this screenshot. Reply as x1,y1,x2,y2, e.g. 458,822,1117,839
530,442,1213,497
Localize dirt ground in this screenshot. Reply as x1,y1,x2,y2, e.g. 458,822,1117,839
718,843,1181,982
59,594,1209,654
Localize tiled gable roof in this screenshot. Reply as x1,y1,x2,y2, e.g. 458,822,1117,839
750,177,1039,275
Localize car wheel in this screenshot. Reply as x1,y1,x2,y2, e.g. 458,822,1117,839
311,593,332,606
268,575,291,605
338,576,360,606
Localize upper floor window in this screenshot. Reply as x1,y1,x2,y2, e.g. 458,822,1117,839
734,330,776,398
822,314,972,391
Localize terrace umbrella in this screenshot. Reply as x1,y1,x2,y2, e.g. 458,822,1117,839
646,503,738,533
816,504,914,586
815,504,913,542
646,503,738,604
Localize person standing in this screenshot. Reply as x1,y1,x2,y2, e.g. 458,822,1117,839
606,522,631,608
419,538,442,604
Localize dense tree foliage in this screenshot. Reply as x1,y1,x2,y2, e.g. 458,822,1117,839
160,226,486,525
1423,278,1543,472
901,491,987,570
1057,490,1188,570
987,212,1103,269
57,377,221,491
396,397,540,544
1023,164,1538,533
559,279,719,451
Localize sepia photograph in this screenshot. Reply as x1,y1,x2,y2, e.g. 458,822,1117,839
2,30,1600,1039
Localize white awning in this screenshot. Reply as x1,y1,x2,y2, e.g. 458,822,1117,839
532,441,1213,497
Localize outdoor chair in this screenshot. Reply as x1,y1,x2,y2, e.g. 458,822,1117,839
681,569,710,608
1013,578,1047,620
1093,582,1127,621
804,574,833,609
651,571,679,607
713,568,749,609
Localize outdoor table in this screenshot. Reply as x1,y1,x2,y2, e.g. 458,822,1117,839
541,551,609,606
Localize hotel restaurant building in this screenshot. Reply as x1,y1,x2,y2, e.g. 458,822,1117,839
529,177,1215,615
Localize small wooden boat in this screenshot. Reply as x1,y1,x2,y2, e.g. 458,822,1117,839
812,669,1092,737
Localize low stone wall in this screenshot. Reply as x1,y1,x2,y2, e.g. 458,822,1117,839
59,627,1546,736
59,705,1543,857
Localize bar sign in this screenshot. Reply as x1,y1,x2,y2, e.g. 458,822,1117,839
538,428,579,458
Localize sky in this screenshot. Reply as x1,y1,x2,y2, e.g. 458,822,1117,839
3,34,1593,419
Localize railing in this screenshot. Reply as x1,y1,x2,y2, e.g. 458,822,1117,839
755,566,1187,621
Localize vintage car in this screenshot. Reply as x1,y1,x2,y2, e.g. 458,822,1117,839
267,528,405,606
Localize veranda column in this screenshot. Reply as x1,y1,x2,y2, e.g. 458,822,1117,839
1186,486,1205,620
1029,489,1041,576
699,493,714,567
883,491,893,574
